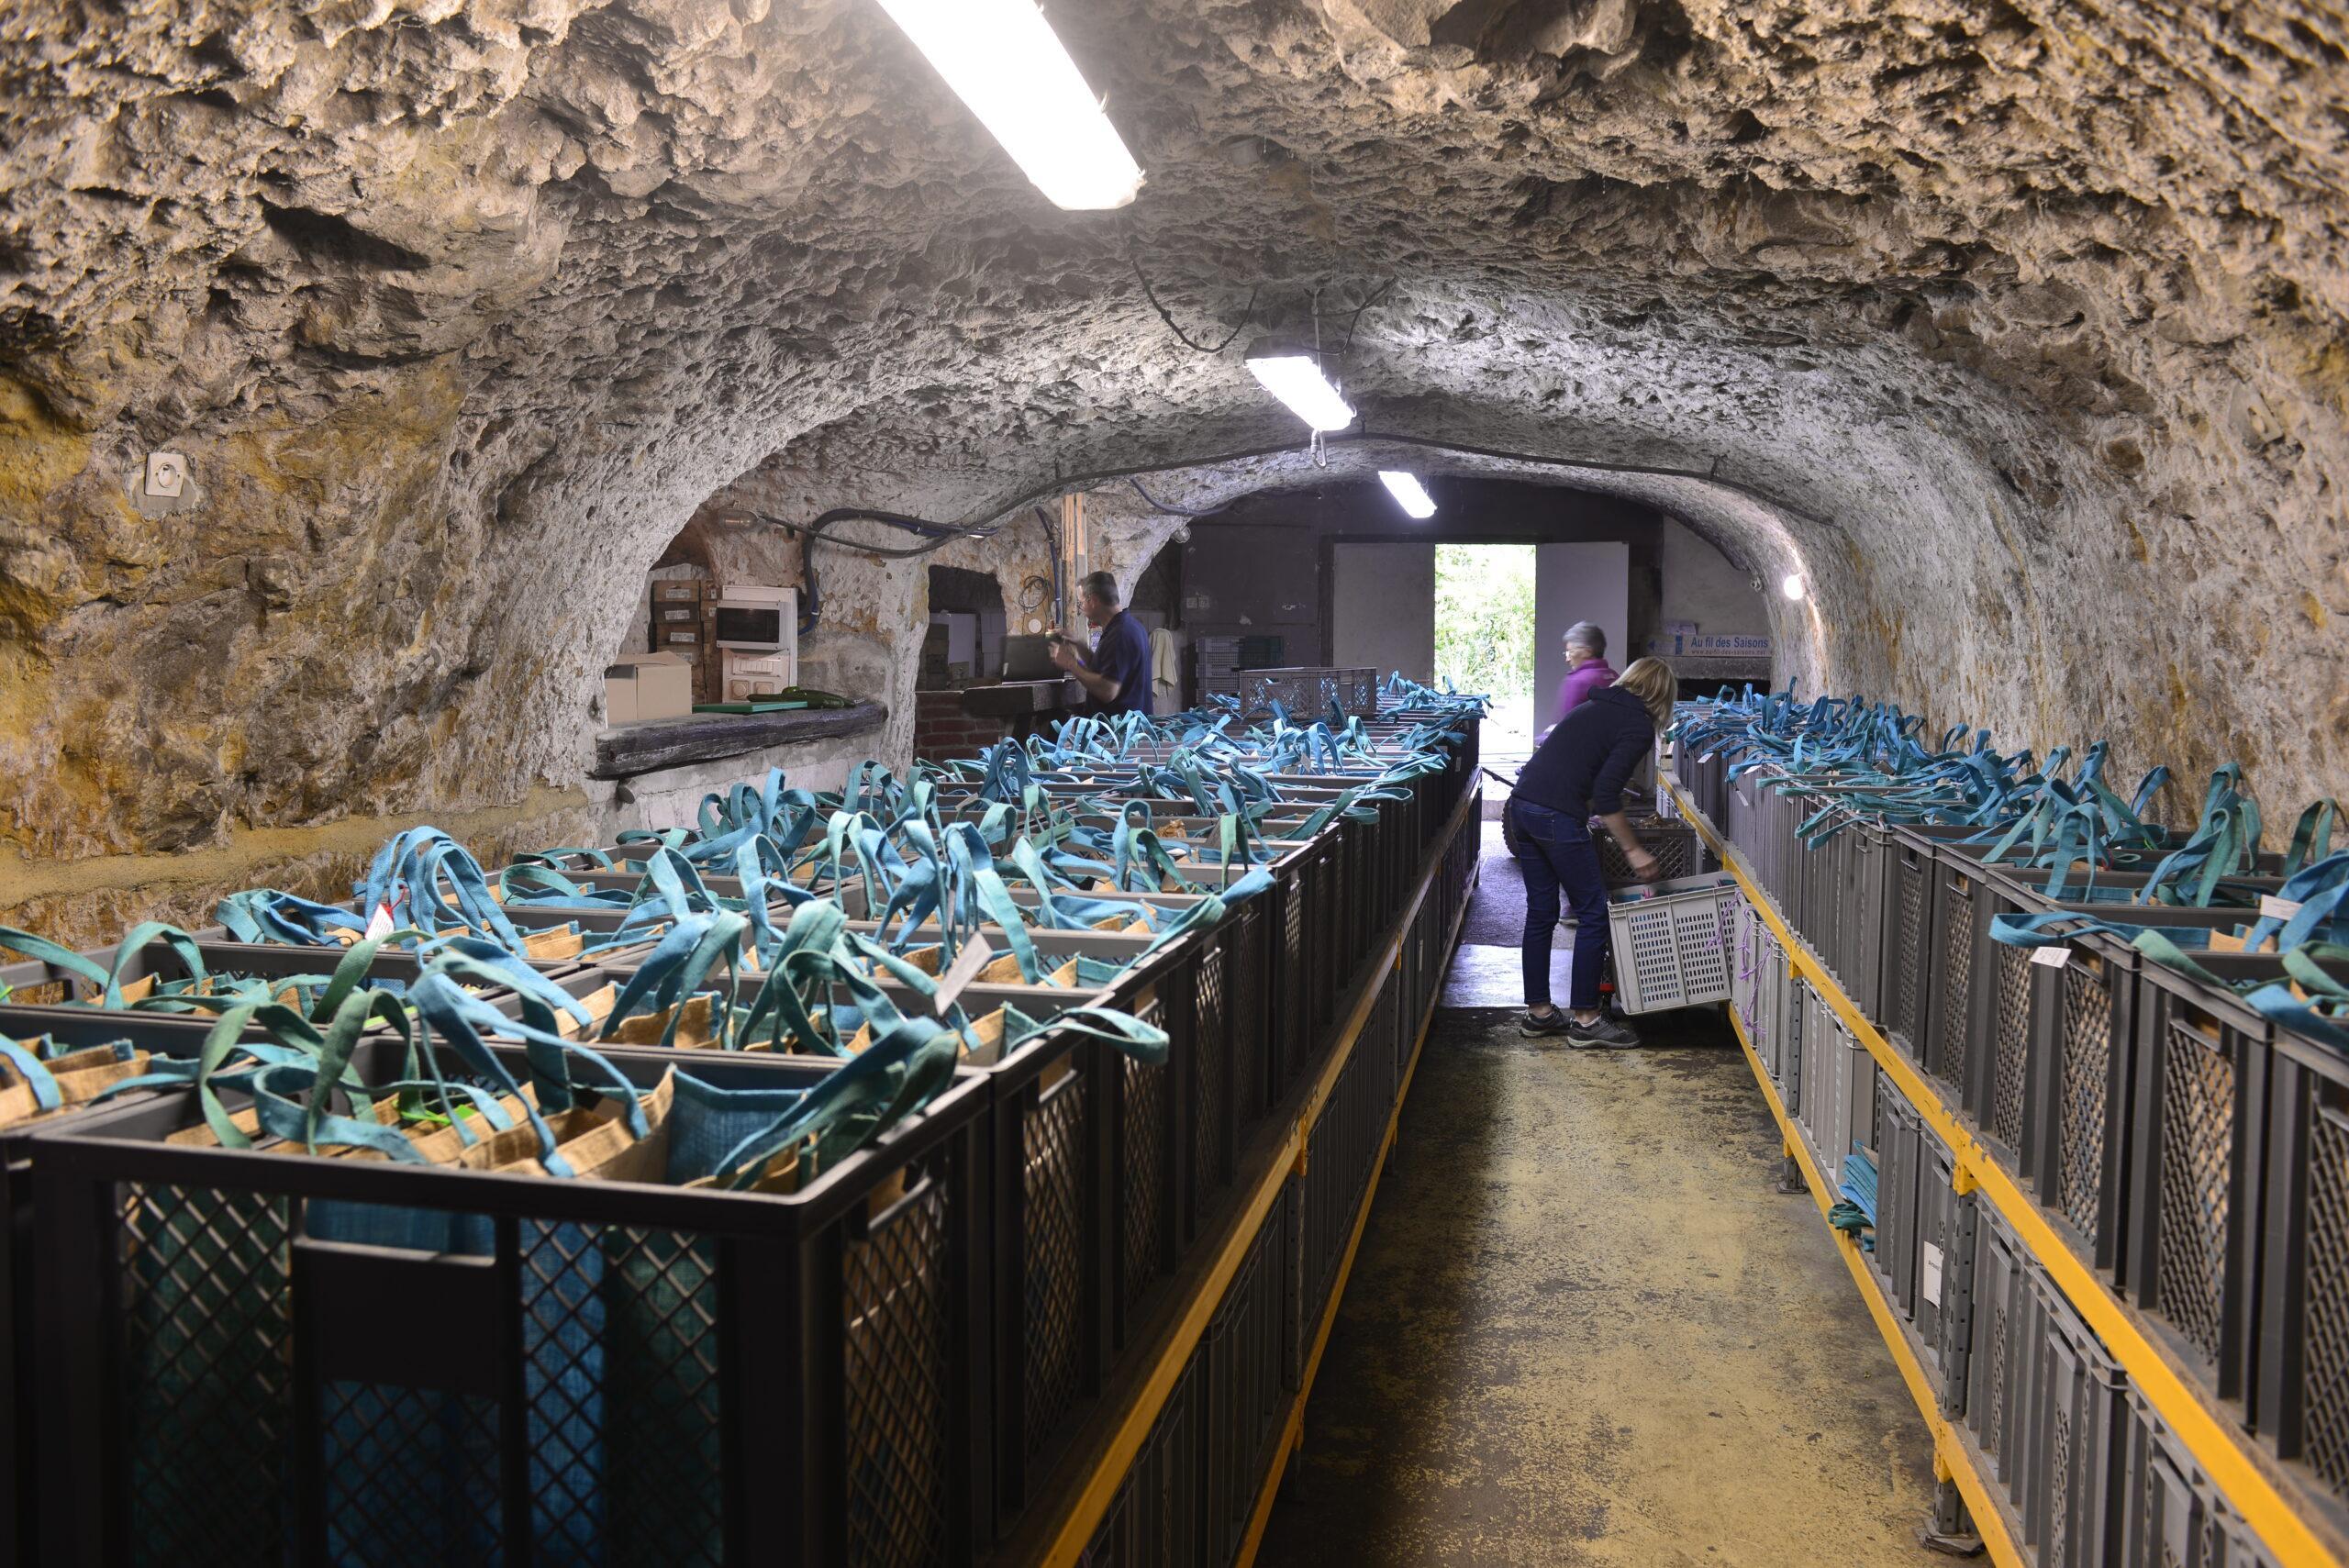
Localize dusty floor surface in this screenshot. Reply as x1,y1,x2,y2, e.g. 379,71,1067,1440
1258,851,1943,1567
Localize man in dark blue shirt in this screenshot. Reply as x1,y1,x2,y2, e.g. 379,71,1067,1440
1050,570,1153,716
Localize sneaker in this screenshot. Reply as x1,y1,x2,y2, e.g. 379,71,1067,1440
1520,1008,1574,1038
1565,1013,1642,1049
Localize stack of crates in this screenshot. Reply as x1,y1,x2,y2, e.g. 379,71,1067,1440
1669,693,2349,1565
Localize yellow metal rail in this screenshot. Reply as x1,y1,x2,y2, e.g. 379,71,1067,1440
1665,774,2346,1568
1030,784,1484,1566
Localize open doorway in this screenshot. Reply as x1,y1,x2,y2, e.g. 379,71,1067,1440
1434,543,1537,754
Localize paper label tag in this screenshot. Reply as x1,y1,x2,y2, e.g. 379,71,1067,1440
1698,752,1716,764
2031,944,2072,969
931,934,996,1017
1920,1241,1944,1303
362,900,395,941
2261,895,2304,922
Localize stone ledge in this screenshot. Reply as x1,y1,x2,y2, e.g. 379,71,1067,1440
591,702,887,780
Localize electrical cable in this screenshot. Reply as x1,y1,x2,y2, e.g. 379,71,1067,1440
769,421,1840,632
1127,240,1256,354
1125,477,1222,517
1032,505,1065,626
1338,277,1395,358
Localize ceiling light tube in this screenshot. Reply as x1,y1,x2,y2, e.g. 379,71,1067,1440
1379,471,1436,518
1244,352,1355,431
874,0,1144,211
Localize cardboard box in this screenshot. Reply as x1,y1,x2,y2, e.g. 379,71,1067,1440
660,627,703,649
651,580,711,604
605,652,695,724
656,606,701,624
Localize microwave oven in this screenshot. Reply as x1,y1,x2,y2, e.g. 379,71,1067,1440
712,589,796,652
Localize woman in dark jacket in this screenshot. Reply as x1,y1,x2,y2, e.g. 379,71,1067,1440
1507,657,1677,1046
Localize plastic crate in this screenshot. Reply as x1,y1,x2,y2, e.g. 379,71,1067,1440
2119,1389,2231,1568
1199,1191,1291,1566
1080,1355,1200,1568
30,1045,992,1568
1606,874,1740,1015
2114,959,2266,1406
1870,1072,1975,1407
1774,946,1805,1112
2249,951,2349,1495
2023,1272,2130,1568
1967,1198,2048,1520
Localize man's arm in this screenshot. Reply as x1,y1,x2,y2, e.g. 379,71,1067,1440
1049,634,1123,702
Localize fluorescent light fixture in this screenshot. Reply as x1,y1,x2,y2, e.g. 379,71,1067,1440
1379,471,1436,518
874,0,1143,210
1244,353,1355,431
1781,573,1806,600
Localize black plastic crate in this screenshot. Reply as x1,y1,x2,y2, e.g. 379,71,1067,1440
2116,958,2269,1406
31,1047,992,1568
1079,1354,1200,1567
1199,1189,1292,1566
1,1007,295,1568
2249,951,2349,1502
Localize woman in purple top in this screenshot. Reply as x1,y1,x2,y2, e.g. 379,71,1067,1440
1553,621,1616,725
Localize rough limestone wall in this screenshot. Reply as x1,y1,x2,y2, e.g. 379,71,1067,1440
5,0,2344,942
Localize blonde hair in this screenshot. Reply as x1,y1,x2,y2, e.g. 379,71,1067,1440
1612,658,1676,728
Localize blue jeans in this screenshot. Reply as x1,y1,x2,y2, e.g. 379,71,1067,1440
1509,798,1609,1011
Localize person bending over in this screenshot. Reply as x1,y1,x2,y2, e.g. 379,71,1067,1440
1508,656,1677,1046
1049,570,1153,717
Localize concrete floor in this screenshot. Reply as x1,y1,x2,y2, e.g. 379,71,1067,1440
1257,847,1943,1568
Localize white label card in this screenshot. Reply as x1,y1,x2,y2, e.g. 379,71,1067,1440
1698,752,1716,764
931,934,996,1017
362,900,395,941
2261,895,2304,922
1920,1241,1945,1303
2031,944,2072,969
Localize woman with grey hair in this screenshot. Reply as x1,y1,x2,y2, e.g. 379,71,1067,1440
1552,621,1616,724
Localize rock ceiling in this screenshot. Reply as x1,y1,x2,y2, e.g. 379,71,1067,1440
2,0,2343,875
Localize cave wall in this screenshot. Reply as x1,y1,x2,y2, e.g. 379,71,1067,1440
5,0,2344,943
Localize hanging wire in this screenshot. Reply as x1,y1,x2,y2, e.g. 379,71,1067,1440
1339,277,1396,357
1127,235,1257,353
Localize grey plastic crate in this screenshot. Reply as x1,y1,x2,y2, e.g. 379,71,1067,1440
2023,1272,2129,1568
2119,1389,2230,1568
1777,955,1806,1115
1606,874,1739,1015
1871,1073,1975,1407
1968,1199,2050,1524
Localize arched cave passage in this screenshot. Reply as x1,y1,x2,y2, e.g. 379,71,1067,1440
1,0,2341,939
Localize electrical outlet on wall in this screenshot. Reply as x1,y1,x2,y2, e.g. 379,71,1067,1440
129,448,201,517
